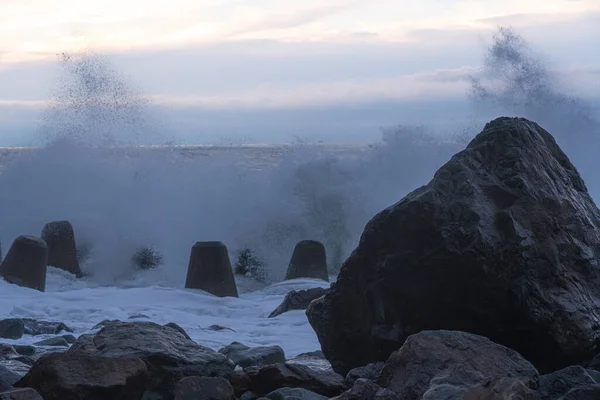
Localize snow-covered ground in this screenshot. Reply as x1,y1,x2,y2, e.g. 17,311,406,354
0,267,331,358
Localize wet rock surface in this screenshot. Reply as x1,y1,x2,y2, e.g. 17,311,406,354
308,117,600,375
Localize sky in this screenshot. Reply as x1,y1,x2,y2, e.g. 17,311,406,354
0,0,599,145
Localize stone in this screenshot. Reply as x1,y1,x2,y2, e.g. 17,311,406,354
61,334,77,344
14,351,148,400
264,387,328,400
0,365,20,392
538,366,599,400
12,346,34,357
269,288,329,318
33,337,69,347
219,342,285,368
559,385,600,399
0,388,43,400
68,320,234,397
345,362,384,388
284,240,328,281
164,323,191,340
331,379,399,400
173,376,235,400
22,319,72,336
184,241,238,298
234,363,345,398
376,330,539,399
307,117,600,375
0,236,47,292
41,220,81,277
460,378,541,400
0,320,23,340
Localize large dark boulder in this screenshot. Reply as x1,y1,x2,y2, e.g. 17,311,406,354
0,236,47,292
67,320,234,398
15,352,148,400
307,117,600,375
376,330,538,399
41,220,81,277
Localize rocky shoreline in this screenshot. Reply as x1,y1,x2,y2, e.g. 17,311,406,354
2,117,600,399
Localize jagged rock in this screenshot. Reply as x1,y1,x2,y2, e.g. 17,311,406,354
331,378,399,400
284,241,328,281
185,241,239,298
41,220,81,277
0,388,43,400
131,246,163,270
173,376,235,400
230,363,345,398
0,236,47,292
264,387,328,400
307,117,600,375
269,288,329,318
559,385,600,399
15,351,148,400
460,378,541,399
219,342,285,368
164,322,192,340
376,330,539,399
0,320,23,340
68,320,234,398
0,365,20,392
345,362,384,388
22,319,72,336
538,366,599,400
33,337,69,347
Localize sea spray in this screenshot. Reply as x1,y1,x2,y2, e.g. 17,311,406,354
0,27,597,286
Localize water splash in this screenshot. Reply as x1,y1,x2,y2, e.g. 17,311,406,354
0,28,596,285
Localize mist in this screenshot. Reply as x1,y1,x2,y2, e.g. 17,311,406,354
0,26,597,285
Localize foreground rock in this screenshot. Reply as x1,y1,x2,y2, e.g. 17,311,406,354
460,378,541,400
264,387,328,399
332,379,399,400
0,365,20,392
0,388,43,400
538,366,600,400
15,352,148,400
376,330,539,399
173,376,235,400
285,240,328,281
229,362,344,398
344,362,384,388
0,236,47,292
41,220,81,277
0,318,72,341
269,288,329,318
219,342,285,368
307,117,600,375
185,241,239,298
67,320,234,398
